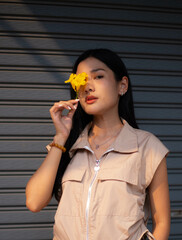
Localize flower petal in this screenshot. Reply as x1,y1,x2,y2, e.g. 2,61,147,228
65,72,88,93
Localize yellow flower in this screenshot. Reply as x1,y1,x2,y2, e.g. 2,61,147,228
65,72,88,98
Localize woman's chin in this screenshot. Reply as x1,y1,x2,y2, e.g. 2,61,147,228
82,107,100,116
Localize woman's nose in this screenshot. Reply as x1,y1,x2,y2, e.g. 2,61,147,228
84,78,95,93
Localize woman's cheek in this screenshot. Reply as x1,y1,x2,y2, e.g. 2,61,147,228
77,86,85,99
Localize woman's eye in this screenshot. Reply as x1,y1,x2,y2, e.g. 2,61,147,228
95,75,103,79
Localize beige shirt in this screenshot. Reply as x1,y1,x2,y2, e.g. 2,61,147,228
53,120,169,240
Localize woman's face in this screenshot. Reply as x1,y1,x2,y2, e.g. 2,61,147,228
76,57,126,117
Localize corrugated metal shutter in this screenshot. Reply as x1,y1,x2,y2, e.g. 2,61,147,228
0,0,181,239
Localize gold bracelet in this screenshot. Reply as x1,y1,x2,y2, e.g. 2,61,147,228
50,142,66,153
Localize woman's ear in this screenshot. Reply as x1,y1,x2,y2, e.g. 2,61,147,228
118,76,128,96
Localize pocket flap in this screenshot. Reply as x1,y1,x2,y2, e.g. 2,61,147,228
62,168,85,183
98,167,138,185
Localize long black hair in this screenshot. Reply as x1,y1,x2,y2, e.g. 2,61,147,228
53,48,138,201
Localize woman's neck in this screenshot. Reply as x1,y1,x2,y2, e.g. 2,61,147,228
90,115,123,138
88,115,123,158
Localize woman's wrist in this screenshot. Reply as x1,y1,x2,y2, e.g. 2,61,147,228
53,134,66,146
50,142,66,153
49,135,67,153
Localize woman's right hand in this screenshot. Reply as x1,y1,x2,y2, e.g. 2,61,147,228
26,99,79,212
49,99,79,144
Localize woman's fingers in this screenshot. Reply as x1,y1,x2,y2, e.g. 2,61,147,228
67,101,79,118
50,99,79,114
49,99,80,125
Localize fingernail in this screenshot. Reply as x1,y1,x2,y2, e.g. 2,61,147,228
68,106,71,110
75,99,80,101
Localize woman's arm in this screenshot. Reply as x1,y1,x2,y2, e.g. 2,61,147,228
26,99,79,212
149,157,171,240
26,145,63,212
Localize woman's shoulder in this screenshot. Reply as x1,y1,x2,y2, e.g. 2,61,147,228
125,120,159,145
134,127,157,142
133,125,161,143
133,125,169,160
130,124,168,153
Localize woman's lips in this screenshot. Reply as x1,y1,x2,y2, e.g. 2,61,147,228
85,96,98,104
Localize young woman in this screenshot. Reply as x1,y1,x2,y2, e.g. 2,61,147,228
26,49,170,240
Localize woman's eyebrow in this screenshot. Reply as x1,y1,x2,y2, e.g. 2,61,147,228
91,68,106,73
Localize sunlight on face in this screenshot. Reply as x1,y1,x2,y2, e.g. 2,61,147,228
76,57,122,117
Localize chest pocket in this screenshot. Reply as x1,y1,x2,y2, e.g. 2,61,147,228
96,167,141,218
58,168,85,217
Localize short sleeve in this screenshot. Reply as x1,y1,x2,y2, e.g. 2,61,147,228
145,134,169,187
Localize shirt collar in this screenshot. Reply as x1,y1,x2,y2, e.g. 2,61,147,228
111,120,138,153
69,123,92,158
69,120,138,157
